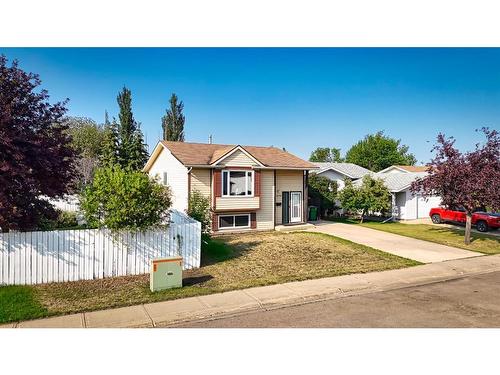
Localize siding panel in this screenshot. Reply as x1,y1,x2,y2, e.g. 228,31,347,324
219,150,259,167
190,168,211,198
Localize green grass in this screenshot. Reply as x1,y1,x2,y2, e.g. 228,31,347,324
0,286,48,324
349,221,500,255
0,231,419,324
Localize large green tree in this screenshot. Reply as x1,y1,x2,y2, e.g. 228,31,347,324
309,147,344,163
162,93,185,141
100,111,120,167
345,131,416,171
63,116,106,188
338,175,391,223
308,174,338,217
81,165,172,230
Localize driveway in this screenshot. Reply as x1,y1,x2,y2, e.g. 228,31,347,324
307,222,480,263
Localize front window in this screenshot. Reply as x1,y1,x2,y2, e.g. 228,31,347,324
219,214,250,229
222,170,253,197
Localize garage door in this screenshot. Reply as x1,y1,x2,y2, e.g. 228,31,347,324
417,195,441,218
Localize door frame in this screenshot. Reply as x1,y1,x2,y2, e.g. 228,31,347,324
290,191,302,223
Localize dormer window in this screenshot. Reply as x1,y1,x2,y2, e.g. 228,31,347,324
222,170,254,197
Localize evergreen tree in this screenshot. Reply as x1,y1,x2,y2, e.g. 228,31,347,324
111,87,149,170
162,93,185,141
100,114,120,167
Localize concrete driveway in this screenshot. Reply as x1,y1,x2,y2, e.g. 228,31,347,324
307,222,480,263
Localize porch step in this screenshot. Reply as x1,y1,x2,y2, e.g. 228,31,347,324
275,223,316,232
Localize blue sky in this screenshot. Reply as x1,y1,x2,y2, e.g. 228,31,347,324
2,48,500,163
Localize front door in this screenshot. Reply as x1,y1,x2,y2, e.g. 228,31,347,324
290,192,302,223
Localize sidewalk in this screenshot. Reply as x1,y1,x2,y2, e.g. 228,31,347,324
4,254,500,328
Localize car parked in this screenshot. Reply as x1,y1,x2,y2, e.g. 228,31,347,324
429,207,500,232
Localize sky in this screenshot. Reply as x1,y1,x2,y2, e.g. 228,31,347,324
1,48,500,164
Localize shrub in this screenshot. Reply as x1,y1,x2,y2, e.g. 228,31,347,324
338,175,391,222
80,166,172,230
187,190,211,237
38,209,79,230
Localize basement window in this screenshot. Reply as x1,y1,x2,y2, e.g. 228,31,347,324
219,214,251,229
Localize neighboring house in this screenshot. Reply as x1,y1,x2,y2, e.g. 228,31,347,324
143,141,317,232
362,165,442,220
311,162,371,215
312,162,371,189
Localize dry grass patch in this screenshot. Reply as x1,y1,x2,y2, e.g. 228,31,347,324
14,231,419,320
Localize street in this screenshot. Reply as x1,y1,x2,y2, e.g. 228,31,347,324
175,271,500,328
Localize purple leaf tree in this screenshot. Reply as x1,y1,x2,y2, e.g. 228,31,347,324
0,55,77,231
411,128,500,244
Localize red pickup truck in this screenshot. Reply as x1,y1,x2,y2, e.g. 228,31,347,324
429,207,500,232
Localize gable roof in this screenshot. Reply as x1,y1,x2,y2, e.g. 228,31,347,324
355,170,428,192
153,141,317,169
313,162,371,179
379,165,429,174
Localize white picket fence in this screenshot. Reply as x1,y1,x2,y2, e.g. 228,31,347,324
0,211,201,285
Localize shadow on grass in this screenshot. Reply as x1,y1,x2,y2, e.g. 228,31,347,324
201,236,260,267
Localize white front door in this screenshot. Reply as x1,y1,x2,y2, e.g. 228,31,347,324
290,192,302,223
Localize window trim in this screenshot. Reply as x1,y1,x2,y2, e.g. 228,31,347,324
221,170,254,198
218,214,251,230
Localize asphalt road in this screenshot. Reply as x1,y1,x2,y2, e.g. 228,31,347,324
175,271,500,328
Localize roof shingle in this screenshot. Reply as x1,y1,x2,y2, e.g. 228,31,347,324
160,141,317,169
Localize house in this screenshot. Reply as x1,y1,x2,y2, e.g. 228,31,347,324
310,162,372,215
362,165,441,220
143,141,318,232
312,162,371,189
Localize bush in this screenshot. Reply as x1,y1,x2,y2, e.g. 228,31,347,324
308,174,338,217
338,175,391,223
38,210,79,230
187,190,211,236
80,166,172,230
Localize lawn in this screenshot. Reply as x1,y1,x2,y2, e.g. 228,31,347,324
355,221,500,255
0,231,419,324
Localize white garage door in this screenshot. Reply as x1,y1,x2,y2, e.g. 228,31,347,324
417,195,441,218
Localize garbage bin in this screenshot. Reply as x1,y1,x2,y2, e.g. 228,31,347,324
309,206,318,221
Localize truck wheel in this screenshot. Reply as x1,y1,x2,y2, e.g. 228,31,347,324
431,214,441,224
476,220,489,232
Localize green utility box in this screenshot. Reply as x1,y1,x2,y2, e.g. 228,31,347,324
309,206,318,221
150,256,183,292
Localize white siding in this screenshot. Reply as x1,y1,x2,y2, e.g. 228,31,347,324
219,150,259,167
190,168,211,198
256,170,275,230
148,147,189,212
316,169,349,190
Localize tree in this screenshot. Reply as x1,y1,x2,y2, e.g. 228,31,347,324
100,113,120,167
63,116,106,188
187,190,211,236
411,128,500,245
115,87,148,170
309,147,344,162
345,131,416,171
308,174,338,217
338,175,391,223
0,55,77,231
80,166,172,230
162,93,185,141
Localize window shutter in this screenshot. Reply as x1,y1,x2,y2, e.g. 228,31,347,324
212,213,219,231
254,170,261,197
250,212,257,229
213,170,222,197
